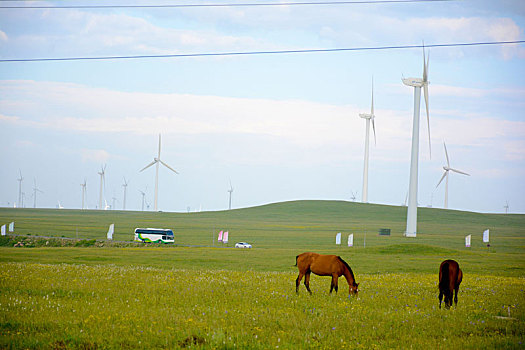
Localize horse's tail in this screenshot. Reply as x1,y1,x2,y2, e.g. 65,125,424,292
294,255,299,267
439,261,450,291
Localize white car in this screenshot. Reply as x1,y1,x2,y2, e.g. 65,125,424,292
235,242,252,249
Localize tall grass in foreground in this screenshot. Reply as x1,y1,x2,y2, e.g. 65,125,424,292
1,263,523,349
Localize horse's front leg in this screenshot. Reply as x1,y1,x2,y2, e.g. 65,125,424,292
438,290,444,309
329,274,338,294
454,287,459,307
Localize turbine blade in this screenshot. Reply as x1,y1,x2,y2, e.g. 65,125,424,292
443,142,450,167
160,160,178,174
371,77,374,115
158,134,161,159
140,160,157,172
449,168,470,176
436,171,447,188
372,117,377,146
424,84,431,158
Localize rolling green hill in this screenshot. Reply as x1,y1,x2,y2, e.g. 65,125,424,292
1,200,524,275
1,200,523,250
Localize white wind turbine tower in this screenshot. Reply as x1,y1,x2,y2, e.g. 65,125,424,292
228,180,234,210
140,134,178,211
402,47,431,237
359,78,376,203
436,142,470,209
122,177,129,210
98,165,106,210
32,179,43,208
504,201,509,214
17,170,23,208
80,179,87,210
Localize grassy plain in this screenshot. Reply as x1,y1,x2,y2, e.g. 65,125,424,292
0,200,524,348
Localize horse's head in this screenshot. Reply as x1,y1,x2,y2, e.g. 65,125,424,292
349,282,359,296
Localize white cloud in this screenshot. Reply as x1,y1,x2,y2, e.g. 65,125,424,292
81,148,111,163
2,10,271,57
2,79,524,167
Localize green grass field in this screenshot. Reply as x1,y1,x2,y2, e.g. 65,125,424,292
1,200,524,348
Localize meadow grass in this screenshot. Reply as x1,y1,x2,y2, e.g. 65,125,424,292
0,263,523,349
0,201,524,348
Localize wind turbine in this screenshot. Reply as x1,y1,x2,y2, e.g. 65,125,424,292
122,177,129,210
139,189,146,211
17,170,23,208
140,134,178,211
359,78,376,203
436,142,470,209
80,179,87,210
350,191,357,202
504,201,509,214
32,179,43,208
228,180,234,210
98,165,106,210
403,46,431,237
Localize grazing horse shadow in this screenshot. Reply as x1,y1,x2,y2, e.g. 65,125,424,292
439,259,463,309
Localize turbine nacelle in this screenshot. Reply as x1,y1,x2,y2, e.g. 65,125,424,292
359,113,374,120
402,77,425,87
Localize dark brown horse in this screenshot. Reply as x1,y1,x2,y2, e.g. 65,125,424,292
439,259,463,309
295,252,359,296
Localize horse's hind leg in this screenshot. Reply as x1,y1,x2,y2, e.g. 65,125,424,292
304,272,312,295
296,272,304,294
438,290,444,309
454,287,459,307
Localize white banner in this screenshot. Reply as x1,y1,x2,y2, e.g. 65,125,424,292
335,232,341,245
107,224,114,240
223,231,229,243
483,229,490,243
348,234,353,247
8,222,14,232
218,230,223,242
465,234,471,247
1,225,5,236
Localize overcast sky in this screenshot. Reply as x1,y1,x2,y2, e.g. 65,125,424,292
1,0,524,214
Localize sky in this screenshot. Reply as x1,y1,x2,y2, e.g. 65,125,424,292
0,0,524,214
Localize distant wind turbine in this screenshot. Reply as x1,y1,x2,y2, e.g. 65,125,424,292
351,191,357,202
359,78,376,203
504,201,509,214
98,165,106,210
80,179,87,210
32,179,43,208
17,170,23,208
228,180,234,210
436,142,470,209
139,189,146,211
402,46,431,238
122,177,129,210
140,134,178,211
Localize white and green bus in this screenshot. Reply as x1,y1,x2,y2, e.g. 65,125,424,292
134,228,174,244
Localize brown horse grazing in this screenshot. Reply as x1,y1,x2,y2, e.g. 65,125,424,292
439,259,463,309
295,252,359,296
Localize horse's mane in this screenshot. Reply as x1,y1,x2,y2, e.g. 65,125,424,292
337,256,356,284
